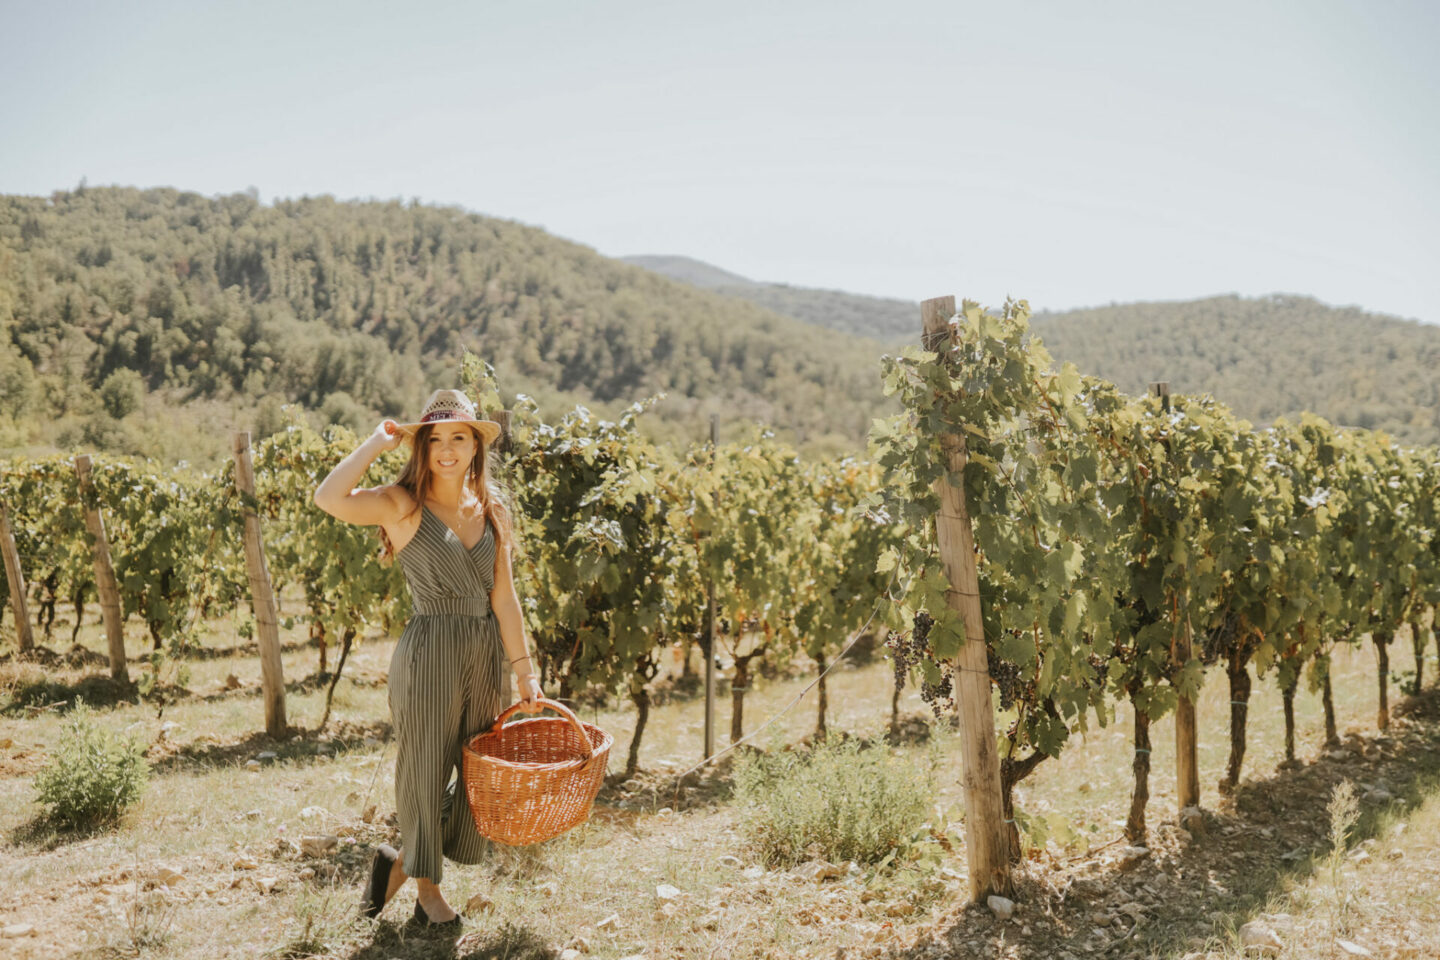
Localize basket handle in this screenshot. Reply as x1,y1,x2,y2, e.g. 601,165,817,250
490,696,598,762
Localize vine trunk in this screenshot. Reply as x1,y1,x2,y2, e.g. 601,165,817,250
1281,672,1298,762
1221,651,1251,794
1375,631,1392,730
1125,695,1151,843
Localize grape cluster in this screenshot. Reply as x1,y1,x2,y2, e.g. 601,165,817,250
885,611,955,717
884,630,907,690
912,609,933,646
885,612,930,690
920,674,955,718
987,642,1025,711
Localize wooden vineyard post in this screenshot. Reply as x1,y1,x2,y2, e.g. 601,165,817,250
75,455,128,682
233,431,288,738
923,296,1013,901
0,502,34,652
1151,381,1200,813
704,413,719,761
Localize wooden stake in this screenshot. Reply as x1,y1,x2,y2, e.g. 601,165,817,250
923,296,1012,901
0,502,34,652
704,413,719,761
1152,381,1200,812
233,431,287,738
75,455,128,682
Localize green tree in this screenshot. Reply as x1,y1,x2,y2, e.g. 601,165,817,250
99,368,145,419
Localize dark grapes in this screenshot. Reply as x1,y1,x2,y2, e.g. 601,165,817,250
920,674,955,719
884,611,955,717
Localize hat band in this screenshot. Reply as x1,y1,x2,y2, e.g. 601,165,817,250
420,410,474,423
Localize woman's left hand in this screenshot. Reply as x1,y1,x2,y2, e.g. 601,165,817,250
517,674,543,712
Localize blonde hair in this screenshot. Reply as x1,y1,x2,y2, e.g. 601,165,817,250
379,422,516,564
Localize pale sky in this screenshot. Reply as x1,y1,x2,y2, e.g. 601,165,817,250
3,0,1436,323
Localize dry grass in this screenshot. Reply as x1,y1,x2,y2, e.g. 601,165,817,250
1167,765,1440,959
1273,779,1440,958
1,603,1438,960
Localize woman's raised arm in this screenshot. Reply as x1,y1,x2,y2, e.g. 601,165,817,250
313,420,407,525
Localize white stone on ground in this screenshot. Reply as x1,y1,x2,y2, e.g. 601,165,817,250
987,895,1015,920
1238,920,1283,954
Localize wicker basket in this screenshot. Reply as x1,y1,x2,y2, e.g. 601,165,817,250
461,697,612,846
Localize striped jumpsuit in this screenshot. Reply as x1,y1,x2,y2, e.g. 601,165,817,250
389,503,510,884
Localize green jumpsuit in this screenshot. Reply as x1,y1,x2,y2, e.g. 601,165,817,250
389,503,510,884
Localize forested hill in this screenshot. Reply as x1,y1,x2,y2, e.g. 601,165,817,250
0,188,891,465
1028,297,1440,447
625,256,1440,447
621,255,916,342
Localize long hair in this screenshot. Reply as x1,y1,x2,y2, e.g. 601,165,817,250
378,423,516,564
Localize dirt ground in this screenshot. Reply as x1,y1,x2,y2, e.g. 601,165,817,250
2,612,1438,960
896,694,1440,960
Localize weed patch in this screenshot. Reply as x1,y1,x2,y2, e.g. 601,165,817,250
34,700,148,829
734,734,932,866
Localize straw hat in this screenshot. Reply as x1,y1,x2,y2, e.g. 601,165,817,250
392,389,502,445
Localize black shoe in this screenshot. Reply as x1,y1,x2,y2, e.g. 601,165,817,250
413,898,463,930
359,844,398,919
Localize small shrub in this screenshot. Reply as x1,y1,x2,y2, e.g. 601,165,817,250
1324,779,1360,925
34,700,148,828
123,886,177,953
734,735,932,866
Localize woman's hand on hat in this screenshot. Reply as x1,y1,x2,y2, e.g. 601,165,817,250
373,420,403,452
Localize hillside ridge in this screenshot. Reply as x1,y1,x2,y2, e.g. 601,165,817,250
0,187,892,465
619,255,757,289
626,255,1440,446
624,254,917,342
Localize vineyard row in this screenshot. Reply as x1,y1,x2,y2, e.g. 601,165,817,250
3,319,1439,903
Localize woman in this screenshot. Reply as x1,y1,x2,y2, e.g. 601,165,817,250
314,388,543,928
